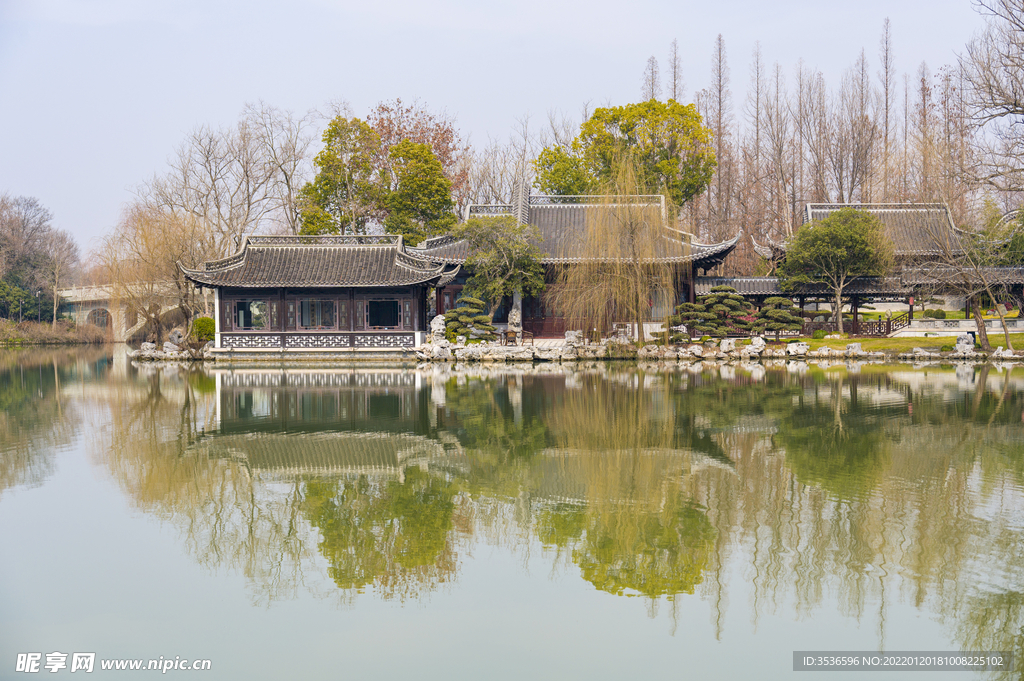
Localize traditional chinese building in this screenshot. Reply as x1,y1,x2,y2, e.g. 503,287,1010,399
414,192,741,337
179,235,459,354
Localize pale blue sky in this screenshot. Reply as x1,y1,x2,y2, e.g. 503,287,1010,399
0,0,987,252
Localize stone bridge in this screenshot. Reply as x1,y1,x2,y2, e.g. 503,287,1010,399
59,284,182,343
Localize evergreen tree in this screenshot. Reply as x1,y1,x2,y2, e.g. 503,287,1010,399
444,296,496,343
665,286,755,340
753,296,804,337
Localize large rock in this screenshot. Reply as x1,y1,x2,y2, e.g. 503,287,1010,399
565,330,584,347
687,345,704,358
719,338,736,353
638,344,662,359
786,342,810,356
846,342,863,356
163,342,180,353
168,328,185,345
429,315,447,342
141,342,156,352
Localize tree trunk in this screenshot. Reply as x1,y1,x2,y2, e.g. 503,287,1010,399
834,288,844,334
971,299,993,351
994,305,1014,352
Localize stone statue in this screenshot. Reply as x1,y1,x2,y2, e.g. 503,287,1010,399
507,307,522,332
429,314,447,342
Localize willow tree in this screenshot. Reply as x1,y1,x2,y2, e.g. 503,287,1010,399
548,156,686,341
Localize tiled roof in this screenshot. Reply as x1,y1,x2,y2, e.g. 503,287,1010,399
694,276,912,297
900,266,1024,286
189,431,458,477
180,235,459,288
803,204,966,257
428,197,741,268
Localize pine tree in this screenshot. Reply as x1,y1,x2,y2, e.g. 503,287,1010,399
753,296,804,338
665,286,756,340
443,296,496,343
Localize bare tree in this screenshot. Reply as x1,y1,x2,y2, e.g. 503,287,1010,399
41,230,79,328
141,106,313,256
960,0,1024,193
99,203,209,341
878,18,897,200
642,56,662,101
667,39,685,102
242,101,316,234
469,116,537,205
548,156,683,341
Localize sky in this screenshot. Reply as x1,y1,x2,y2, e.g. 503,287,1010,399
0,0,990,255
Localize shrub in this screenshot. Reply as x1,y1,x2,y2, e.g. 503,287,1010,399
753,297,804,336
191,317,215,342
940,345,954,352
445,296,496,342
812,329,826,340
664,286,756,342
933,309,946,319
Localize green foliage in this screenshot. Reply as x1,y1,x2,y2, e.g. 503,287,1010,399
812,329,826,340
298,116,381,235
190,317,215,342
383,140,457,246
664,286,755,341
297,119,457,244
533,99,716,206
452,217,545,314
300,469,457,595
923,309,948,319
444,295,496,342
778,208,893,333
754,296,805,336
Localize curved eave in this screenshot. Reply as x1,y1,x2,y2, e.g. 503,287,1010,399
177,260,458,289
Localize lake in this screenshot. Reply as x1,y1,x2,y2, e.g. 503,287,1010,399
2,347,1023,679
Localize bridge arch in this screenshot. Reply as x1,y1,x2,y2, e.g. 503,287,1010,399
85,308,111,329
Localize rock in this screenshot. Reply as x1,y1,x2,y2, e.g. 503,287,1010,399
432,345,452,360
638,344,661,359
565,330,584,347
993,346,1017,359
786,342,809,356
168,329,185,345
814,346,832,357
719,338,736,353
141,342,156,352
824,333,842,340
163,342,180,353
534,348,563,362
687,345,704,358
506,347,534,362
456,335,467,347
749,336,766,351
956,332,974,347
846,342,863,356
507,307,523,333
429,315,447,342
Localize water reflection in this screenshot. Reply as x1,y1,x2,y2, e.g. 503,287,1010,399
9,352,1024,672
0,347,109,496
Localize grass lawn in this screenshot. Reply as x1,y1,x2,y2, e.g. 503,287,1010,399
785,333,1024,353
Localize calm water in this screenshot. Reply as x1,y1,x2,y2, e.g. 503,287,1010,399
2,348,1024,680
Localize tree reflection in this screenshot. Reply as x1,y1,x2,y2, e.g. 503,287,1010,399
63,357,1024,655
301,469,461,599
0,348,98,496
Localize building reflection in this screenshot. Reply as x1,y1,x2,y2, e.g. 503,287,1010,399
76,358,1024,665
